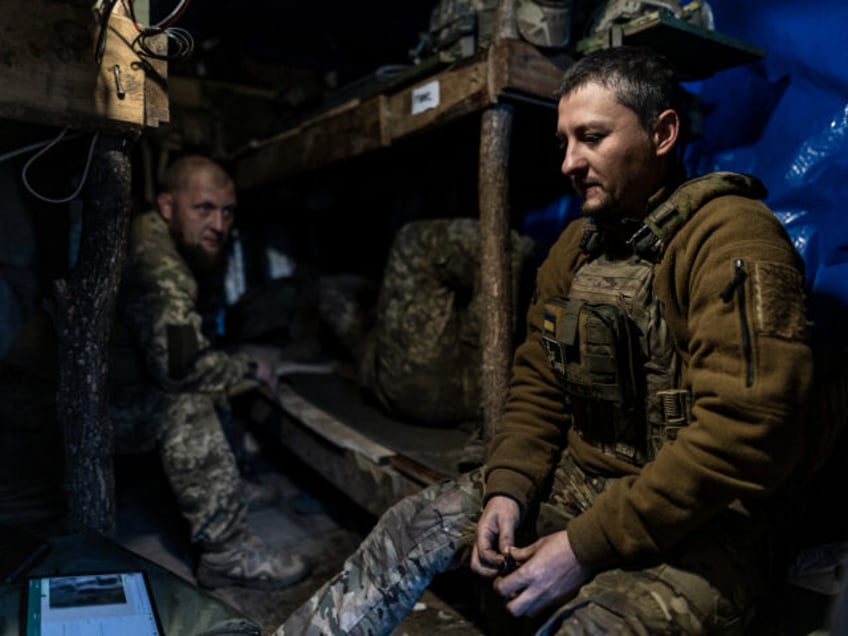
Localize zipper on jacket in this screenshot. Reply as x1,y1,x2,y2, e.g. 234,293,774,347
719,259,753,387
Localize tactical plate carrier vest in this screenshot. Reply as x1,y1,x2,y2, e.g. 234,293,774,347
542,245,687,466
541,173,770,466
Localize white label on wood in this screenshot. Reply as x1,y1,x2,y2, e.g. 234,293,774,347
411,81,440,115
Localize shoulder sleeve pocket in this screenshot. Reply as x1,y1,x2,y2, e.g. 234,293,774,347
752,261,808,341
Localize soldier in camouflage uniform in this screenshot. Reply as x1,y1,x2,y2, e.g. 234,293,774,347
317,217,537,472
276,47,818,635
109,155,310,590
345,217,537,425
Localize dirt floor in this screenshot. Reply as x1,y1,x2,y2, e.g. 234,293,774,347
114,437,486,636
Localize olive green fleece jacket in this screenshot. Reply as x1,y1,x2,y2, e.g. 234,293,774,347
484,172,814,571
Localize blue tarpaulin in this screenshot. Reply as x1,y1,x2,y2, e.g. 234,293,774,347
690,0,848,344
525,0,848,344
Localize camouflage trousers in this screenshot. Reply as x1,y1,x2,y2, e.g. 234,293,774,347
358,218,536,424
276,451,773,636
111,385,247,548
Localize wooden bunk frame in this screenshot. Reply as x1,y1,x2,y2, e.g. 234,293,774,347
232,13,765,514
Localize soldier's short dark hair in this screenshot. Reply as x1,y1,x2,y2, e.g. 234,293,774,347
557,46,686,134
161,155,234,194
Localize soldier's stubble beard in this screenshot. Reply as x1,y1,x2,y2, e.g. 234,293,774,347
170,227,229,282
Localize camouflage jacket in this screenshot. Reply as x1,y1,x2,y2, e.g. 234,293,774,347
111,210,253,395
485,173,814,570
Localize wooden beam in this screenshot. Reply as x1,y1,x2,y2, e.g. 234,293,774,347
248,394,422,518
478,0,519,443
273,384,395,466
233,39,563,188
385,57,491,140
0,0,168,133
236,95,388,188
478,104,514,443
488,38,565,101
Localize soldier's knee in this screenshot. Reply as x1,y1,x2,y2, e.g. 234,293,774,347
382,475,480,547
544,595,691,636
545,601,637,635
163,391,218,424
542,567,744,636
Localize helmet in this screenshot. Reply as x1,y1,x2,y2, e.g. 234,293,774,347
515,0,574,48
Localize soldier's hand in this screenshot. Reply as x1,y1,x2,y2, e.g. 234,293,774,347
239,344,283,391
471,495,520,579
492,530,591,618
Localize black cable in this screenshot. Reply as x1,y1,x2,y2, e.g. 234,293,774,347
132,27,194,61
124,0,195,61
95,0,119,66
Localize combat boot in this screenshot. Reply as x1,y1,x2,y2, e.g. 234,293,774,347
196,528,310,590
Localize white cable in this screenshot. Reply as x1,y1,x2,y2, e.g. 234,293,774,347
20,128,101,204
153,0,191,29
0,132,81,164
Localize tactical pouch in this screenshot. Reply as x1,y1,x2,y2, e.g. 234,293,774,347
543,296,648,463
543,297,637,406
429,0,497,60
542,297,570,382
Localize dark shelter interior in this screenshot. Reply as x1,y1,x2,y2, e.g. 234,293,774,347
2,1,848,634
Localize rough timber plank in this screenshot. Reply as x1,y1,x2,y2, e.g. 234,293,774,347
0,0,167,132
487,38,566,101
235,95,387,188
248,392,421,517
274,384,395,466
384,56,491,140
234,38,563,188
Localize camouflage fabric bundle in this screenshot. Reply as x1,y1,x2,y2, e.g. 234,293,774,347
428,0,574,59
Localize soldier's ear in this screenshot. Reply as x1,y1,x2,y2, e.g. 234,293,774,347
652,109,679,158
157,192,175,222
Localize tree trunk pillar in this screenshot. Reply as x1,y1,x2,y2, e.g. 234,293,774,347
54,134,133,535
479,105,515,442
479,0,518,442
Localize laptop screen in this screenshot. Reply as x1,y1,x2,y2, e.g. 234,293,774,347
26,571,162,636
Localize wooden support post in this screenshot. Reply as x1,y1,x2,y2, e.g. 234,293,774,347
54,135,133,535
479,0,518,441
479,104,515,441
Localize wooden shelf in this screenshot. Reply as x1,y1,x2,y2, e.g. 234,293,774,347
577,12,766,80
233,16,765,189
228,24,768,520
234,38,567,189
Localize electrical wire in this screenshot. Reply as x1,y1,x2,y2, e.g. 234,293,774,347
134,26,194,60
150,0,192,30
95,0,120,66
20,129,101,205
123,0,195,61
0,133,82,164
8,1,187,204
